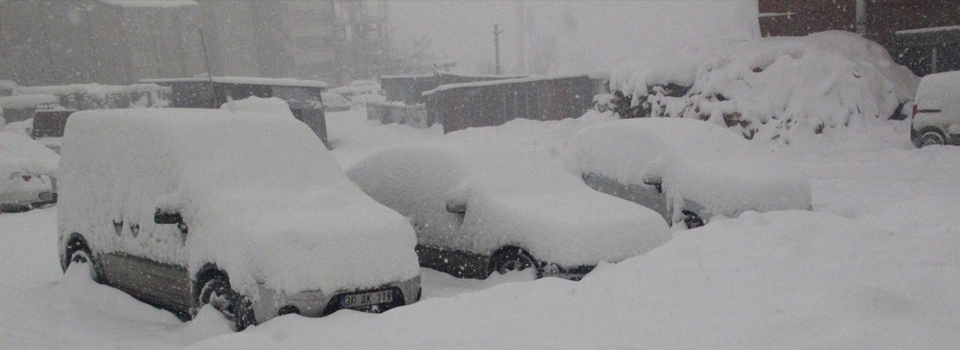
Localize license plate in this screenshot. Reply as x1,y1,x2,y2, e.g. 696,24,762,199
340,290,393,308
39,192,53,201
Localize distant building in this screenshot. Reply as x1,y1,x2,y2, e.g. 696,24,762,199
1,0,389,86
0,0,203,85
758,0,960,76
286,1,340,81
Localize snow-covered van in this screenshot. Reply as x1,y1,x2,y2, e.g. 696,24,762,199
57,108,421,330
911,70,960,147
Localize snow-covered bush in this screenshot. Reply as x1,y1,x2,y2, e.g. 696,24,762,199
611,31,919,144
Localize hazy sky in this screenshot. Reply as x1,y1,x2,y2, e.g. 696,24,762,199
388,1,759,75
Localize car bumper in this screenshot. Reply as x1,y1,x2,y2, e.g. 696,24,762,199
539,263,595,281
1,190,54,207
251,275,421,324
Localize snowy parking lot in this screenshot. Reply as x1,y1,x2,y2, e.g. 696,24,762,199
2,109,958,350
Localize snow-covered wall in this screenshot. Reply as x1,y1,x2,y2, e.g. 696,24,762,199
612,31,920,144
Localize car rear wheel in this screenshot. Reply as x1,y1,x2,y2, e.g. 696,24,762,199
198,277,254,331
490,247,539,277
918,131,945,147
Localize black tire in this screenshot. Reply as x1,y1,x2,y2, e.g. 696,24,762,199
682,210,705,229
1,204,33,213
490,247,539,277
198,277,255,331
65,242,103,283
918,131,945,148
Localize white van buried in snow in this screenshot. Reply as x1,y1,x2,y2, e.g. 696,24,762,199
57,108,421,331
567,118,812,228
911,70,960,147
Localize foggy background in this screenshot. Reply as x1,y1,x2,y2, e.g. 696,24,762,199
0,0,758,87
389,1,759,75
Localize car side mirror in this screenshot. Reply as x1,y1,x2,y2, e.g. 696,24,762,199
642,174,663,193
445,200,466,214
155,208,188,234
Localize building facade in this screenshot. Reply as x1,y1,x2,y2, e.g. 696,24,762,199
0,0,203,85
758,0,960,76
1,0,388,87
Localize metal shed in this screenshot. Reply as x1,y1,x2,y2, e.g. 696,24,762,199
142,77,330,146
423,75,595,134
380,73,528,106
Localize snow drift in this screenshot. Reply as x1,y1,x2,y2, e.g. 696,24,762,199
182,210,960,350
611,31,920,145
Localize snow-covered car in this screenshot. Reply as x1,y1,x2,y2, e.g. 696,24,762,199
321,92,351,112
567,117,812,228
346,136,671,281
911,70,960,147
2,117,33,136
1,131,58,211
57,108,421,331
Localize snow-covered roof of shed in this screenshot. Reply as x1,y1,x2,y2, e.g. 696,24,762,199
17,83,170,97
1,94,60,110
99,0,198,8
422,74,587,96
380,74,434,79
142,76,328,88
895,25,960,35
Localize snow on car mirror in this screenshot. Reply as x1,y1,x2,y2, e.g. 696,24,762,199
154,208,182,224
642,174,663,193
445,200,466,214
154,208,188,234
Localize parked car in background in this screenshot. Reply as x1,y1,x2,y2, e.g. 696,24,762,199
320,92,352,112
1,131,58,212
58,106,421,331
911,70,960,147
31,109,76,154
2,117,33,136
567,117,812,228
346,124,671,281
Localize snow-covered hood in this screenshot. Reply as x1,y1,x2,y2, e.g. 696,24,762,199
664,157,812,219
0,131,60,178
186,188,420,297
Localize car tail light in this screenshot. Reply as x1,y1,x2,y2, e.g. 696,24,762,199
912,104,917,119
21,175,32,181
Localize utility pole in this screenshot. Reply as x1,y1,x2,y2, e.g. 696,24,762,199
493,24,502,75
199,25,214,84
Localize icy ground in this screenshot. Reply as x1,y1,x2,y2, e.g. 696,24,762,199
2,108,958,349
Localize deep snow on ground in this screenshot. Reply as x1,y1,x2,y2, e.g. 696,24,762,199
2,109,959,349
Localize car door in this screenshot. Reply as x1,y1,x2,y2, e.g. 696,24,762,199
100,190,192,317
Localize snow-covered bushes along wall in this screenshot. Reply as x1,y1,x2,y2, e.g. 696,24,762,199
610,31,919,143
